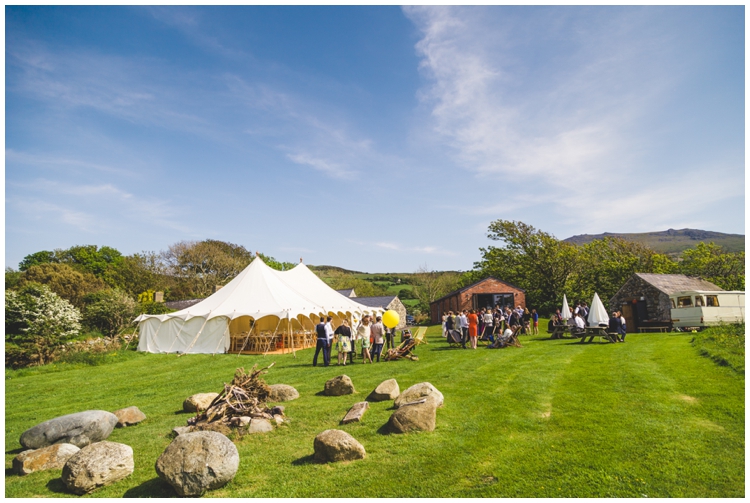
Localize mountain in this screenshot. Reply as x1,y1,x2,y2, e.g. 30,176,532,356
563,228,745,255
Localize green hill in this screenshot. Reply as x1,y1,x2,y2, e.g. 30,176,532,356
564,228,745,255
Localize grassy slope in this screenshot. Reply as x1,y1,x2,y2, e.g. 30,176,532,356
5,326,744,498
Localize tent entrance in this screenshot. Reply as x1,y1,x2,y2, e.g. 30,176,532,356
227,315,318,355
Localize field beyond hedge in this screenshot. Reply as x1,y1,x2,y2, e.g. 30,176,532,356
5,326,745,498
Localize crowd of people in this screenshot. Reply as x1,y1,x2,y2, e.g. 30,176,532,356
441,305,539,349
548,301,628,342
312,314,405,367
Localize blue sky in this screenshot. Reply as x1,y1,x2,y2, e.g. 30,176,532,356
5,6,745,273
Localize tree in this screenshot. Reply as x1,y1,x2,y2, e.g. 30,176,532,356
54,245,124,277
473,220,580,313
18,263,108,307
162,240,254,298
320,270,390,297
82,289,137,338
19,250,56,271
6,284,82,366
411,267,462,312
679,242,744,291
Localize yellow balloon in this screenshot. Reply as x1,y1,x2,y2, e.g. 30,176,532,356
382,310,400,328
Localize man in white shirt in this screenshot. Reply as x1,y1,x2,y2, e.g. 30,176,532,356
459,311,469,349
574,313,585,333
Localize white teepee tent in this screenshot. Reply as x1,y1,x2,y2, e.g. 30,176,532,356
587,292,609,327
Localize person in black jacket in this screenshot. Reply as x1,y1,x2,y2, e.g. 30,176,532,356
608,311,623,342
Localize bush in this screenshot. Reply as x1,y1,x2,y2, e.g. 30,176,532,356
82,289,136,337
5,284,82,367
137,300,174,315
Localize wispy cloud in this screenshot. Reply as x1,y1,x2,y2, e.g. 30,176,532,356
6,149,135,177
350,240,458,257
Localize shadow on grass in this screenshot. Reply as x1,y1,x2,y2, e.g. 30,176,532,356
173,409,190,415
123,477,175,497
5,468,16,477
291,454,318,466
45,477,70,494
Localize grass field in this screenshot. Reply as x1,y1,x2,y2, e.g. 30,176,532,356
5,325,744,497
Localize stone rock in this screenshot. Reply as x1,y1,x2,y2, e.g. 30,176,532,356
341,402,369,424
13,443,80,475
393,382,444,409
271,405,285,416
230,416,251,428
247,418,273,434
20,410,118,449
155,431,240,497
387,399,438,433
272,415,285,425
268,384,299,402
324,375,356,396
183,393,219,413
313,429,366,463
367,379,400,402
172,426,193,436
113,406,146,427
61,441,134,495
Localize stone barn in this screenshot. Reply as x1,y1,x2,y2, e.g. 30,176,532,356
336,290,408,330
429,277,526,324
609,273,723,332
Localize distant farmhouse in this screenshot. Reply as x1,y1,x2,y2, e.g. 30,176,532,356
429,277,526,324
609,273,722,331
336,289,407,329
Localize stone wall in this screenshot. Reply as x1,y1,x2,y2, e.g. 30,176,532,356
386,298,408,329
430,278,526,324
609,276,671,323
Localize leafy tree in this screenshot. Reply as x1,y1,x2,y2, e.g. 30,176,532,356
55,245,124,277
18,263,107,307
6,284,82,366
162,240,254,298
5,267,23,290
258,253,296,272
82,289,137,338
679,242,744,291
19,250,57,271
473,220,580,313
411,267,462,313
320,270,390,297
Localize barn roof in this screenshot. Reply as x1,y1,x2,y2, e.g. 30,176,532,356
335,288,356,298
631,273,722,295
354,295,399,308
430,276,525,305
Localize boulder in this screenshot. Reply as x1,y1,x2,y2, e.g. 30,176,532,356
113,406,146,427
268,384,299,402
183,393,219,413
367,379,400,402
155,431,240,497
20,410,118,449
13,443,80,476
230,416,251,428
247,418,273,434
388,399,438,433
172,426,193,436
61,441,134,495
393,382,444,409
313,430,366,463
324,375,356,396
341,402,369,424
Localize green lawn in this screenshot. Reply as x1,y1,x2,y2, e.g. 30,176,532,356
5,326,744,497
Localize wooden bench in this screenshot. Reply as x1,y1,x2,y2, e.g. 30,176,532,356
578,327,619,343
638,326,669,333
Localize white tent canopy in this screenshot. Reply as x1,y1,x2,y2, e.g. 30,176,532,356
588,292,609,327
136,257,382,354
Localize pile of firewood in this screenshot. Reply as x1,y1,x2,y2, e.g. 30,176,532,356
188,363,278,427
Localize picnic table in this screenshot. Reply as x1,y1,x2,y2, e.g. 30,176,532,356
578,327,619,344
550,324,572,339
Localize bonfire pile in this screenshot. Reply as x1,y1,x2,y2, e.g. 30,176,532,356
188,363,277,427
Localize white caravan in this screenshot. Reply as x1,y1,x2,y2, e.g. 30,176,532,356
669,290,745,329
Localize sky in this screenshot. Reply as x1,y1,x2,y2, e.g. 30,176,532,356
5,6,745,273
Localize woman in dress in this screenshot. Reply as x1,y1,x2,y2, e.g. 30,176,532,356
335,319,352,366
467,309,479,349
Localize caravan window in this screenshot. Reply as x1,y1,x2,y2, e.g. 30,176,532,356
694,296,704,307
670,299,676,309
677,296,693,307
706,295,720,307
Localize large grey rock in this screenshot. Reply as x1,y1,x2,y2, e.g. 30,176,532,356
61,441,134,495
20,410,118,449
155,431,239,497
268,384,299,402
183,393,219,413
367,379,400,402
313,430,366,462
324,375,356,396
394,382,444,409
113,406,146,427
388,398,438,433
341,402,369,424
13,443,80,475
247,418,273,434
